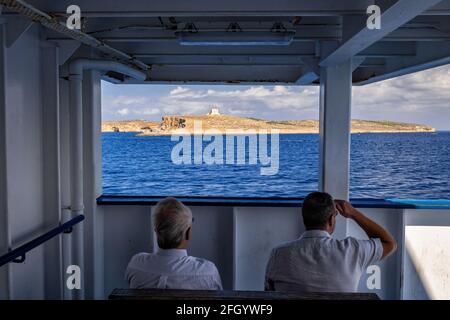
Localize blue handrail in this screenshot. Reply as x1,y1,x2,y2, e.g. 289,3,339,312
0,215,85,267
97,195,450,209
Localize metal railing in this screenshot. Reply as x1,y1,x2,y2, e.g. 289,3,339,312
0,215,85,267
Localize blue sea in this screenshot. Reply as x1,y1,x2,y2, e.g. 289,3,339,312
102,132,450,199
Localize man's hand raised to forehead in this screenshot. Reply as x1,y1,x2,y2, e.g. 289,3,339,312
335,199,397,259
334,200,357,219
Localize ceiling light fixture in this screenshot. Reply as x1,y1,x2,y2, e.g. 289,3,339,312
176,22,295,46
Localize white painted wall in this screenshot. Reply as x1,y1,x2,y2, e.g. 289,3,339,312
403,209,450,300
234,206,303,290
102,205,152,297
0,23,66,300
3,25,46,299
347,208,404,300
100,204,433,300
0,22,10,300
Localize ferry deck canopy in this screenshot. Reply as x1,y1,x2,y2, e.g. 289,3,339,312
2,0,450,85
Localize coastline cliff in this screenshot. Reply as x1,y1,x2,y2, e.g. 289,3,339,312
102,114,436,135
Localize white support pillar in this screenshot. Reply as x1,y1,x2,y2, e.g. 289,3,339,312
59,64,74,300
0,21,11,300
41,43,63,299
319,59,352,238
69,68,85,300
82,69,104,299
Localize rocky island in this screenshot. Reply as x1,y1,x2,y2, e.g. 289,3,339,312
102,109,435,135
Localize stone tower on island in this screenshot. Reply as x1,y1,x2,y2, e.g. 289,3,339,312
207,107,221,116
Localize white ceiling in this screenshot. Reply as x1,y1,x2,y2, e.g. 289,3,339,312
4,0,450,84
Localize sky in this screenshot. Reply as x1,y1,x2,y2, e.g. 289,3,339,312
102,64,450,130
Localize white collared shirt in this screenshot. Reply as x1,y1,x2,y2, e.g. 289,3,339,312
265,230,383,293
125,249,223,290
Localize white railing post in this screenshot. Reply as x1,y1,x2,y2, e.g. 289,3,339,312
319,58,352,239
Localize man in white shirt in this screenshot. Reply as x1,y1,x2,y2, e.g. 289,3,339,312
265,192,397,293
125,197,222,290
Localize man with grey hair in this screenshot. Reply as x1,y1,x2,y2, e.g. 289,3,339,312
125,197,222,290
265,192,397,292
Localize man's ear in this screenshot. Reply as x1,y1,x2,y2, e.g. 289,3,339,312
185,227,191,241
327,213,334,226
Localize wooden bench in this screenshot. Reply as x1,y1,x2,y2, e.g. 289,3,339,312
109,288,380,300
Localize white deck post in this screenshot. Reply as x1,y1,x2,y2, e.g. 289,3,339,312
41,43,63,299
319,59,352,238
82,69,104,299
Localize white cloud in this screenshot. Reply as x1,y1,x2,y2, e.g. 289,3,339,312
159,85,319,118
111,95,148,106
117,108,129,115
138,108,160,116
352,64,450,127
114,107,160,117
170,86,191,95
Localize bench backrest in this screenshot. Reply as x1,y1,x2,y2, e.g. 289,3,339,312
109,288,380,300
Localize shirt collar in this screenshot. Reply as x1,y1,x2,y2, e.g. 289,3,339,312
156,248,188,258
300,230,331,239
